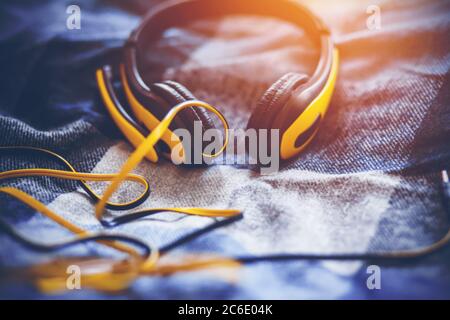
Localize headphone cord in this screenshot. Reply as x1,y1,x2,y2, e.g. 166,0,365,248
0,99,239,293
0,150,449,291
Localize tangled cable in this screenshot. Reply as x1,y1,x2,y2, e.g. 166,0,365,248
1,101,450,294
0,99,242,293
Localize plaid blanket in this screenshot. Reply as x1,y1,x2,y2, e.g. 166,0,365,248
0,0,449,299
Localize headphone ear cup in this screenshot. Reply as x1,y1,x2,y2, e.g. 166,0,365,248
164,81,216,131
150,81,216,133
247,73,309,131
150,81,220,166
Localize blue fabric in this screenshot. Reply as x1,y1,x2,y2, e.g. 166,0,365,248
0,0,449,299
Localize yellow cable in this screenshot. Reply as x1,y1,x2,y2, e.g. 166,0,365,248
0,184,241,293
0,187,144,256
0,93,242,293
0,146,149,210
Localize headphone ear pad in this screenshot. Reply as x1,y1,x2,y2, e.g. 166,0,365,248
247,73,309,130
151,81,216,132
150,81,221,166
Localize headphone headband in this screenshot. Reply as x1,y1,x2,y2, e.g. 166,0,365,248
132,0,330,40
126,0,333,98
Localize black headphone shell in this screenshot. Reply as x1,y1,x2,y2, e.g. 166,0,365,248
247,73,309,131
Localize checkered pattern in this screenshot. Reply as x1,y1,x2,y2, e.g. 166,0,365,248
0,0,449,299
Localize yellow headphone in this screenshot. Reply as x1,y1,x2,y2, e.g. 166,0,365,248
97,0,339,164
4,1,450,294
